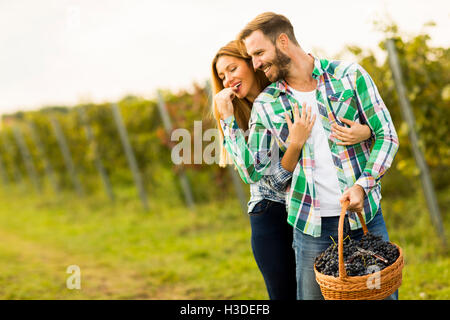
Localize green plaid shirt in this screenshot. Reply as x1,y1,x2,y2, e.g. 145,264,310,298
222,56,399,237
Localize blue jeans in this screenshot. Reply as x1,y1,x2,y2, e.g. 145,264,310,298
249,199,297,300
292,207,399,300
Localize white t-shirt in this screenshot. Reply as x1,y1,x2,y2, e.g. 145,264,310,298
289,87,342,217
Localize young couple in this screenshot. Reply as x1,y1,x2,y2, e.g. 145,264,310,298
211,12,399,300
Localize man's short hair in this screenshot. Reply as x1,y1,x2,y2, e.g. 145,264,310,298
238,12,299,46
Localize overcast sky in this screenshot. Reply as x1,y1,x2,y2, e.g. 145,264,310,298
0,0,448,114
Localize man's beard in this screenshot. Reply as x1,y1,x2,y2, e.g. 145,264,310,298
268,47,291,82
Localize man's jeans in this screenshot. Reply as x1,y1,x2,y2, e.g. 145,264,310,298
292,207,399,300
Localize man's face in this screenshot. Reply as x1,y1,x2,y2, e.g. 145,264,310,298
243,30,291,82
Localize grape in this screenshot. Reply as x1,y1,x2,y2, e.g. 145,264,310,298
315,232,399,277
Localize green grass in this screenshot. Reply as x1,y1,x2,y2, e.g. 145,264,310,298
0,183,448,300
0,184,266,299
382,191,450,300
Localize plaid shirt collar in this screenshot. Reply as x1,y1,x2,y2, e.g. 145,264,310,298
271,54,325,98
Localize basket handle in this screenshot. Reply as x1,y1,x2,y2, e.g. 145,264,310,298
338,200,369,280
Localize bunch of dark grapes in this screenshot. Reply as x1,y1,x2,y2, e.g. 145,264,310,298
359,233,399,265
315,232,399,277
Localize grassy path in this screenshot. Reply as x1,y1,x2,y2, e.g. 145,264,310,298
0,222,196,299
0,189,266,299
0,187,448,299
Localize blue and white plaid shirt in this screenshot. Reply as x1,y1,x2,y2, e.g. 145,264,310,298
221,119,292,213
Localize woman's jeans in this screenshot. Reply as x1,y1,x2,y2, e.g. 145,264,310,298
292,207,399,300
249,199,297,300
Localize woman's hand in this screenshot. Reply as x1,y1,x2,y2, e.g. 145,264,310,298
285,103,316,147
214,86,238,120
331,117,372,146
281,103,315,173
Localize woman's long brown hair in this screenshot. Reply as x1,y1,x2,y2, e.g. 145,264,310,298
211,40,270,167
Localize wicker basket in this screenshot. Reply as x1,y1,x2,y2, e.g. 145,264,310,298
314,200,404,300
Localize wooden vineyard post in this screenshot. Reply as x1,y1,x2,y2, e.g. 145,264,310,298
386,38,447,248
0,132,23,184
156,90,195,209
78,106,115,202
0,153,9,186
227,165,248,214
12,126,40,192
50,116,84,197
27,122,59,193
111,103,149,211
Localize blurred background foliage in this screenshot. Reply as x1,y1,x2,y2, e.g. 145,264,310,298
1,23,448,207
344,23,450,197
0,22,448,299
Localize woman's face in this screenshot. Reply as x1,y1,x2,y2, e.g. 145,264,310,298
215,55,260,102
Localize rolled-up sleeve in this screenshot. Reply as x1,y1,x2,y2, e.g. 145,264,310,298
353,64,399,195
220,106,276,184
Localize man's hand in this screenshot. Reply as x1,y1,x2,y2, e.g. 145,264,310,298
340,184,365,212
